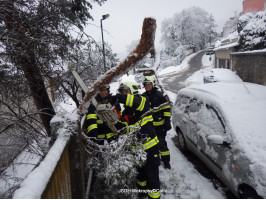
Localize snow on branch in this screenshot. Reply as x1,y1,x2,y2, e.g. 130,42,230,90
78,17,157,115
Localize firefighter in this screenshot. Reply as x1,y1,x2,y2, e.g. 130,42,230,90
82,85,123,144
142,76,172,169
116,81,161,199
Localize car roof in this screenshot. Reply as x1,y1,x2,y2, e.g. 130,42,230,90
178,82,266,166
204,68,240,83
179,81,266,106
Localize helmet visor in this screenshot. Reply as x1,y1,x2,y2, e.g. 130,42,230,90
118,86,130,94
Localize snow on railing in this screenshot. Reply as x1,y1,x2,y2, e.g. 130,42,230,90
13,113,80,199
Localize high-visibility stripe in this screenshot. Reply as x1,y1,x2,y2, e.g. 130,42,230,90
106,132,117,139
140,115,153,126
119,121,129,134
86,114,97,119
126,94,134,107
152,105,171,112
153,119,165,126
87,124,97,132
137,180,147,187
148,191,160,199
129,125,134,132
97,119,103,124
163,112,171,117
121,121,128,126
143,136,159,151
160,150,170,156
161,105,171,109
125,126,130,134
97,134,105,139
152,109,160,113
136,96,146,111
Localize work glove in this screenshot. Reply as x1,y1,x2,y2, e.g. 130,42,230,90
164,122,172,132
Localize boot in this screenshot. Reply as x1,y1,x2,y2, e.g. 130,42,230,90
164,162,171,169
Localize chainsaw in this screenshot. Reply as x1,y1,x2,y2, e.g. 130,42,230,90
72,70,120,133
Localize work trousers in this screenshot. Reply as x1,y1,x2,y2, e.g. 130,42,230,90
137,166,160,198
136,148,160,199
155,127,170,163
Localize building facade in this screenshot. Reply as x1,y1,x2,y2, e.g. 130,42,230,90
243,0,265,13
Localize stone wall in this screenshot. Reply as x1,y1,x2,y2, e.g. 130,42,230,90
231,51,266,85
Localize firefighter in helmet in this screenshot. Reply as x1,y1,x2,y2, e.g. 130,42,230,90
142,76,172,169
82,85,124,144
116,81,161,199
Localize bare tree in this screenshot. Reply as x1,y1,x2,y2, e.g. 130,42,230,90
0,0,107,136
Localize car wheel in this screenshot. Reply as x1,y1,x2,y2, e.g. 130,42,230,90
239,186,262,199
177,128,187,151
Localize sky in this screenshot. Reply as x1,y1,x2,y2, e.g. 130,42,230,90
85,0,244,57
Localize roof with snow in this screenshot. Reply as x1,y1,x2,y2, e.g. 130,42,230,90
214,30,240,51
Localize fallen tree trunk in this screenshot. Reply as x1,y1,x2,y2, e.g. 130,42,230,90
78,17,157,115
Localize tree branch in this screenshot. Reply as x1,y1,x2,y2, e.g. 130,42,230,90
78,17,157,115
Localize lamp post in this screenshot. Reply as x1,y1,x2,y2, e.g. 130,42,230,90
100,14,110,73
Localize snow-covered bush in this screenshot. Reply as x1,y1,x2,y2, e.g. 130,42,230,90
85,132,147,198
238,10,266,51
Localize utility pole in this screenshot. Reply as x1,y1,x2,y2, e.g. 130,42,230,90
100,14,110,73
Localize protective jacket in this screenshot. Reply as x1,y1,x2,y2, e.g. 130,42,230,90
82,94,124,143
142,87,171,129
116,93,161,199
142,87,172,163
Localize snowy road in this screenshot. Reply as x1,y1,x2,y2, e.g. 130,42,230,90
160,129,225,199
161,51,206,93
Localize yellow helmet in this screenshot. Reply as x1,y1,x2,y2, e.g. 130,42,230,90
118,81,140,95
142,76,155,87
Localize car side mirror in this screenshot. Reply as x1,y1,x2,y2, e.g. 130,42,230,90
137,68,155,76
207,135,231,147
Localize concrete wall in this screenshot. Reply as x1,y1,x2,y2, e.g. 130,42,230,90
231,52,266,85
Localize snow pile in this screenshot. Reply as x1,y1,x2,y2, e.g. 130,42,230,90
0,142,42,198
158,52,198,76
185,53,215,86
13,113,79,199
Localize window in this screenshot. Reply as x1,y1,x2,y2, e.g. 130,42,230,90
199,105,225,136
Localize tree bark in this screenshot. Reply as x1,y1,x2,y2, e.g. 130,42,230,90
78,17,157,115
21,57,56,137
2,1,55,137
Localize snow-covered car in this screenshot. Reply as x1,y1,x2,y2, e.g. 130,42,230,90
134,73,145,84
203,68,241,84
172,82,266,198
205,47,214,55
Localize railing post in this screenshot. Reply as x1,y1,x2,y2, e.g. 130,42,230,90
68,117,87,198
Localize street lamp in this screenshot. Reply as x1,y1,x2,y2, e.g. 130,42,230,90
100,14,110,73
